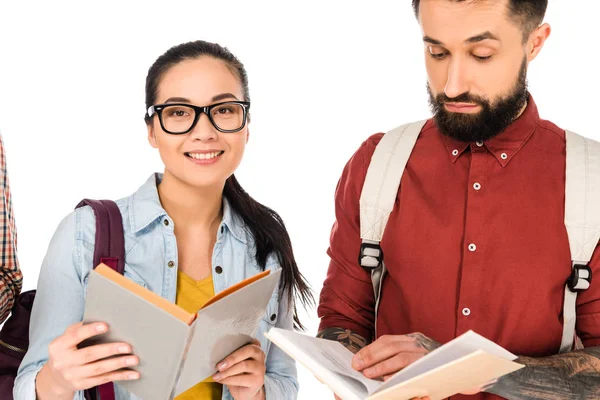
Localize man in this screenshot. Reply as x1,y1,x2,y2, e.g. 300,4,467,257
317,1,600,399
0,133,23,323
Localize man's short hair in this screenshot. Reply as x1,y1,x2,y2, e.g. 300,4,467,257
411,0,548,41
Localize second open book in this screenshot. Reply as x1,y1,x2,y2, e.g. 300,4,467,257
265,328,524,400
81,264,281,400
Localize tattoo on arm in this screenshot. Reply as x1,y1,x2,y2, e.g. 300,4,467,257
405,333,441,353
487,347,600,399
317,327,368,354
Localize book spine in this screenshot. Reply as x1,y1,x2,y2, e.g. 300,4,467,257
168,323,198,400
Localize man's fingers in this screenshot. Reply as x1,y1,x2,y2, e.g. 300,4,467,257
460,378,498,395
362,352,425,379
352,335,426,370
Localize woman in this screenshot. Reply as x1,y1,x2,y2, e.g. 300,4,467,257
14,40,312,400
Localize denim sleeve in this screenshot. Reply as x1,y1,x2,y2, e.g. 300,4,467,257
263,289,299,399
13,210,86,400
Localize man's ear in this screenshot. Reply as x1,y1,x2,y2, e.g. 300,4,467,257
527,23,551,62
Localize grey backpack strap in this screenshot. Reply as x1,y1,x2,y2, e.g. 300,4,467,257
359,120,427,338
561,130,600,353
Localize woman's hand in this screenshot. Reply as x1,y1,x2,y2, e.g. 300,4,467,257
36,322,139,400
213,339,266,400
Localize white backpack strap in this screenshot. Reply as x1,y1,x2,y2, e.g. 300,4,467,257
359,120,427,337
561,130,600,353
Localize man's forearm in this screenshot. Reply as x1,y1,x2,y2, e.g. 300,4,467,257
487,347,600,399
317,327,368,354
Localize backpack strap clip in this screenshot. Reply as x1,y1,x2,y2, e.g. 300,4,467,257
567,263,592,292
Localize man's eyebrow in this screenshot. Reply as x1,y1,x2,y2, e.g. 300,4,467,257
465,31,500,44
422,31,500,46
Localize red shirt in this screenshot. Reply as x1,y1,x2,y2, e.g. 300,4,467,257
317,97,600,400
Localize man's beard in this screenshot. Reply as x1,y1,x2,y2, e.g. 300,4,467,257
428,57,529,143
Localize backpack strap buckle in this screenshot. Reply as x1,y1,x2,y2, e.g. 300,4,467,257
359,242,383,270
567,263,592,292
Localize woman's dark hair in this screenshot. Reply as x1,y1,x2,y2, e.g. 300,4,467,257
145,40,313,329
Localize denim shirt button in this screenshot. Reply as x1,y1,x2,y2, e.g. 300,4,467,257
215,266,223,274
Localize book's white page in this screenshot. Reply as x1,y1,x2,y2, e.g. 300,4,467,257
378,330,518,392
266,328,382,395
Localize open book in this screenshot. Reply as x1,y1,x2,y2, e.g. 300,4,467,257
265,328,524,400
81,264,281,400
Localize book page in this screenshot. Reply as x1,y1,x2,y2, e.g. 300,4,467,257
378,330,518,392
175,269,280,396
369,351,523,400
201,269,270,309
268,328,382,395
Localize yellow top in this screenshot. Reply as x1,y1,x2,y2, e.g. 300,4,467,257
174,271,223,400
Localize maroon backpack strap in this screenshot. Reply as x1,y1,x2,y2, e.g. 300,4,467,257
76,199,125,274
76,199,124,400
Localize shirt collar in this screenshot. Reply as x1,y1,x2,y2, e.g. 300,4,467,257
440,93,539,167
129,173,248,243
129,173,168,233
219,196,248,244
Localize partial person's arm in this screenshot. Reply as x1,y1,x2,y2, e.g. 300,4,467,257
485,348,600,399
13,211,86,400
0,134,23,323
317,136,383,348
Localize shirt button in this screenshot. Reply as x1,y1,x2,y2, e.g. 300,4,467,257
452,149,459,156
168,261,175,268
462,308,471,316
215,266,223,274
468,243,477,252
221,226,224,234
270,313,277,322
473,182,481,191
476,141,484,147
501,152,508,160
164,219,170,226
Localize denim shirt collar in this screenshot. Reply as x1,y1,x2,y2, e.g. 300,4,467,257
128,173,248,243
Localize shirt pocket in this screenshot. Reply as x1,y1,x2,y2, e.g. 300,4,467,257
122,266,148,288
83,264,148,296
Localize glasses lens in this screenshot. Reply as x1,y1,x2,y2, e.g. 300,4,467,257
160,105,196,133
211,103,245,131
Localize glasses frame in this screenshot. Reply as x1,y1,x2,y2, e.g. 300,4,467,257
147,101,251,134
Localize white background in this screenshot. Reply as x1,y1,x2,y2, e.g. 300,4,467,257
0,1,598,398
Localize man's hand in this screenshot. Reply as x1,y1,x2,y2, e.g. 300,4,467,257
351,333,441,380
